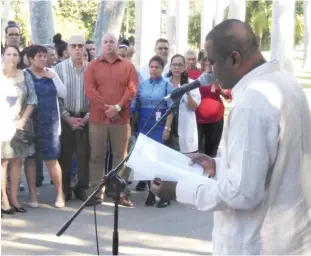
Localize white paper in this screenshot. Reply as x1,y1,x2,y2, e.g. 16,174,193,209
125,134,203,182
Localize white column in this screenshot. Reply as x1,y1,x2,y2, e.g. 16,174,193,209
1,0,10,44
176,0,189,54
135,0,162,67
303,0,311,69
166,0,177,56
270,0,296,72
215,0,229,25
228,0,246,21
200,0,217,49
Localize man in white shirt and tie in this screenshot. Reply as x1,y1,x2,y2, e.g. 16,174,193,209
151,19,311,255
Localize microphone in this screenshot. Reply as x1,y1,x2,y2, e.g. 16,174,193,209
164,72,215,102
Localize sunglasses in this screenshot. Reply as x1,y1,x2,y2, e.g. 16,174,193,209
70,44,84,49
8,33,20,37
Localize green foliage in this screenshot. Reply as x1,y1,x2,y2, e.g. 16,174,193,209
120,0,135,38
54,0,99,40
10,0,30,47
188,12,201,49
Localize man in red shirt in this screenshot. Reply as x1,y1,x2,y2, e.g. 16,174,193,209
84,33,138,207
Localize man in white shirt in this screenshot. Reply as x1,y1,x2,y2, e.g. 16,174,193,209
139,38,171,80
151,19,311,255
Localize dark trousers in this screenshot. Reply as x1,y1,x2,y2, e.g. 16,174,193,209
59,120,90,197
197,118,224,157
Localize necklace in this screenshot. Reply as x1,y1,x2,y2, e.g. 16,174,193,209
2,69,18,79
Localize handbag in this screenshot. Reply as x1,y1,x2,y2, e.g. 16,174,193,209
10,71,35,151
10,129,35,150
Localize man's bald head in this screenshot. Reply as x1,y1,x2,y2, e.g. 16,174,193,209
206,19,259,59
101,33,118,56
204,19,265,90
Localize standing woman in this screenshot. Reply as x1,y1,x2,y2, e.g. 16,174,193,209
131,55,174,208
166,54,201,154
25,45,66,208
1,45,37,214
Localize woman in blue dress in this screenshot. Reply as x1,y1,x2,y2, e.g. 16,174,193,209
25,45,66,208
131,55,174,208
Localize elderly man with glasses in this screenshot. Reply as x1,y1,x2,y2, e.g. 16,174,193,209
54,35,91,203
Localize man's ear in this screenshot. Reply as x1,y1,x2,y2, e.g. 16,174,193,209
231,51,241,67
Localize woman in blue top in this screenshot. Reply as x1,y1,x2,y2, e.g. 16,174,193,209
131,55,174,208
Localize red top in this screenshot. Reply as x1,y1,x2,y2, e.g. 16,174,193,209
187,69,201,80
196,84,232,123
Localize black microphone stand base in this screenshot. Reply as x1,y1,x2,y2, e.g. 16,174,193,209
56,102,178,255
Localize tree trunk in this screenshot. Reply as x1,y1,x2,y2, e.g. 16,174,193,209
270,0,295,72
303,0,311,68
28,0,55,45
228,0,246,21
93,0,126,57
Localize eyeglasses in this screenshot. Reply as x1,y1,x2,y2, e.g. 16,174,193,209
157,47,168,51
70,44,84,49
171,63,185,68
8,33,20,37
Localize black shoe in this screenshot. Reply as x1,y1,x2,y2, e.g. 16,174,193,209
85,197,103,207
74,188,87,201
50,180,54,185
19,184,25,191
145,192,156,206
35,181,43,187
1,208,15,215
157,199,170,208
136,181,147,191
11,205,27,213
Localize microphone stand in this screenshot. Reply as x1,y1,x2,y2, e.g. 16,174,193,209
56,101,178,255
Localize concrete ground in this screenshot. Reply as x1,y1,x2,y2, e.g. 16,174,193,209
1,172,214,255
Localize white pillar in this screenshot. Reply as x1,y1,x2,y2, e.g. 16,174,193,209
135,0,162,67
270,0,296,72
303,0,311,69
176,0,189,54
215,0,229,25
166,0,177,56
228,0,246,21
200,0,217,49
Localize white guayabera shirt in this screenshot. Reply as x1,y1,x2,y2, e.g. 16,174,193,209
176,61,311,255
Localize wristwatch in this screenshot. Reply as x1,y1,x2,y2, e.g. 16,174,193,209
115,104,121,112
164,126,171,132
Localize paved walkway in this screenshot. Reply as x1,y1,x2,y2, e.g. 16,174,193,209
1,173,213,255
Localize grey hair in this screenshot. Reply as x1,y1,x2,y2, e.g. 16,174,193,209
184,49,197,59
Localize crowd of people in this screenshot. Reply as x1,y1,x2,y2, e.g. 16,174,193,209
1,20,231,216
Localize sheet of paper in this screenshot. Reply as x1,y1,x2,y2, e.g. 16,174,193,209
125,133,203,182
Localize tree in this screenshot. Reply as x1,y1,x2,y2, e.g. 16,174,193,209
93,0,126,57
188,12,200,49
303,0,311,68
120,0,135,38
29,0,55,45
54,0,99,40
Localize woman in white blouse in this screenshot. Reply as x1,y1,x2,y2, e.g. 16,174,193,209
166,54,201,154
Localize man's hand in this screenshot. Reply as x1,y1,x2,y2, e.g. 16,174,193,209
77,117,89,127
42,68,56,79
188,153,216,178
64,117,83,130
150,178,177,201
162,129,170,141
105,104,119,119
